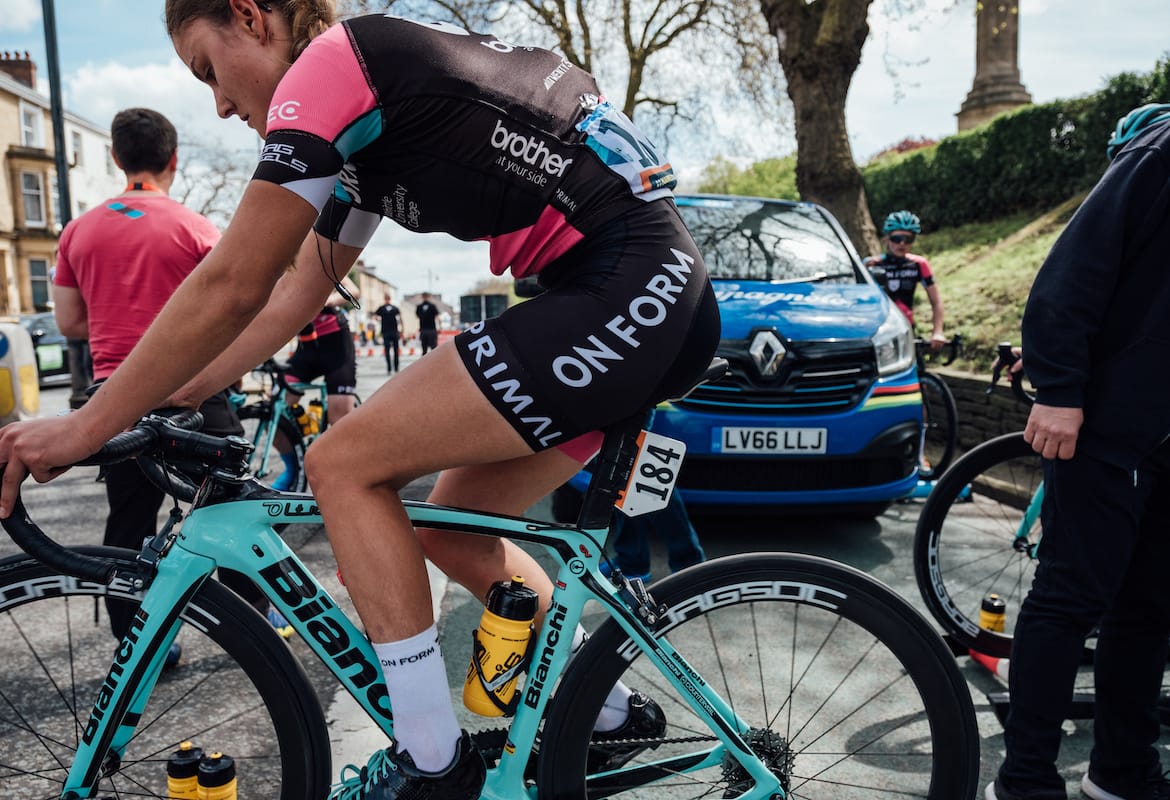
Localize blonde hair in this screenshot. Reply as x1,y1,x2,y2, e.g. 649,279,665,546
165,0,335,60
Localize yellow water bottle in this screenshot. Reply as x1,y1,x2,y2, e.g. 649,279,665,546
197,752,237,800
980,593,1006,632
166,741,202,800
307,398,324,433
463,576,539,716
291,404,316,437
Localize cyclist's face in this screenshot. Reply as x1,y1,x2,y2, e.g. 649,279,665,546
173,13,291,138
886,231,915,255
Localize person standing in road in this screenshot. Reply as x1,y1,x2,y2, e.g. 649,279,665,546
986,104,1170,800
865,210,946,352
50,107,266,659
416,291,440,355
375,292,404,373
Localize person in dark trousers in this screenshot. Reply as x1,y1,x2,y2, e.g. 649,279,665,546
987,103,1170,800
375,292,404,373
50,107,266,663
604,492,705,582
416,292,440,355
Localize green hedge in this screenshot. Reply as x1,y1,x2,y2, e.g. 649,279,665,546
864,58,1170,230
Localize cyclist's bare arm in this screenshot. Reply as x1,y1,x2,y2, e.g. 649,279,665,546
0,181,318,516
51,285,88,340
170,233,359,408
925,283,945,349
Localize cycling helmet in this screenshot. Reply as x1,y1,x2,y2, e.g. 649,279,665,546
882,210,921,235
1106,103,1170,160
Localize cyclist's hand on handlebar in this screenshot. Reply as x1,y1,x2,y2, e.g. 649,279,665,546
929,332,946,352
1024,403,1083,460
0,416,101,518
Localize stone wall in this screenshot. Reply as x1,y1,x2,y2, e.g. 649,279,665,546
933,366,1031,456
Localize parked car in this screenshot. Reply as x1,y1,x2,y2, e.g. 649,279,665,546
553,194,923,519
19,312,71,387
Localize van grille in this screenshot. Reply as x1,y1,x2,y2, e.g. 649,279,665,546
678,338,877,415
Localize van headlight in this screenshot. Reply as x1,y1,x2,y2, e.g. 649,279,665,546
873,305,914,376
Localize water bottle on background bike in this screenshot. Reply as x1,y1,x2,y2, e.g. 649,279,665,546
197,751,237,800
463,576,538,716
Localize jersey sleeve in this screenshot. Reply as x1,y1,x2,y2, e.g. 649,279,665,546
53,223,78,288
251,23,383,215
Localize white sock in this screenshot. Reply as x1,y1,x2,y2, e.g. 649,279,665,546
573,624,634,732
373,625,461,772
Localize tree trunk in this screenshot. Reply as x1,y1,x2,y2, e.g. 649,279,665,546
759,0,880,256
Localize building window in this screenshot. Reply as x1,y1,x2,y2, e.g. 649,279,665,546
21,171,46,228
20,102,43,148
71,130,84,166
29,258,51,310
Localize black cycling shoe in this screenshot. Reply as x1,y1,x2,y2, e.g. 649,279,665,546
328,730,485,800
587,691,667,773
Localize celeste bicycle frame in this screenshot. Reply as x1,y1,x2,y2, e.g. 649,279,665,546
63,484,785,799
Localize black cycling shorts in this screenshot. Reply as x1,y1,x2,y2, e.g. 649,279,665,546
454,199,720,454
287,328,358,395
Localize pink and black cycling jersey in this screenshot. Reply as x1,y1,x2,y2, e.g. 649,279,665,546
252,15,676,278
870,252,935,326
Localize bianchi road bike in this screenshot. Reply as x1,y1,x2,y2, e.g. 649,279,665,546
0,360,979,799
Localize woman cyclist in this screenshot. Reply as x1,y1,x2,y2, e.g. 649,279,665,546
0,3,720,799
866,210,947,352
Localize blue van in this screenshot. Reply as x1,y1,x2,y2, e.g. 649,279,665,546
558,194,923,517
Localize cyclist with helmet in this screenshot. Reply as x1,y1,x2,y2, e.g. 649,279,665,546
0,4,720,800
985,105,1170,800
866,210,947,351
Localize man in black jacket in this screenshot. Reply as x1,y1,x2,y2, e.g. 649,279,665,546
988,110,1170,800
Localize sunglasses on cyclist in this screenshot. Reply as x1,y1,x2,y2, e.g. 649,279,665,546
888,234,916,245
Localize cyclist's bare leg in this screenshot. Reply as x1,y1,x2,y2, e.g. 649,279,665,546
327,392,356,424
304,342,538,643
418,449,583,615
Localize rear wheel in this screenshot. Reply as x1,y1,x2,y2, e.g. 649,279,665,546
0,547,331,799
914,432,1042,658
540,553,980,798
238,404,308,492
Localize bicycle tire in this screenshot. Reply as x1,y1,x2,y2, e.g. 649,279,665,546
237,404,308,492
914,432,1042,658
0,546,331,799
538,553,979,799
917,372,958,481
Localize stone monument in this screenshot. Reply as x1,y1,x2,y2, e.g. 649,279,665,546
957,2,1032,130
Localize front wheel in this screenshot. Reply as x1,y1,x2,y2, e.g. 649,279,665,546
917,372,958,481
0,547,332,799
914,432,1042,658
539,553,980,799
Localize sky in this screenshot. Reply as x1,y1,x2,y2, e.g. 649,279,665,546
3,0,1169,300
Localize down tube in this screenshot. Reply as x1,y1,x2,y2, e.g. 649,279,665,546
179,502,396,737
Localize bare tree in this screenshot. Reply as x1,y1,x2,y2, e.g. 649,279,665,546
341,0,786,165
173,135,256,230
758,0,880,255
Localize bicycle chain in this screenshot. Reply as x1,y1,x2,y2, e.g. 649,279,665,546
472,728,715,766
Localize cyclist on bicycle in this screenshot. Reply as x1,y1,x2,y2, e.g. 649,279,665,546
866,210,947,352
0,4,720,799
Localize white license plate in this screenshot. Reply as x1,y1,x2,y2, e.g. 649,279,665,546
716,426,827,454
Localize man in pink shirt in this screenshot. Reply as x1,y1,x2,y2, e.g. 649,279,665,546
53,108,264,658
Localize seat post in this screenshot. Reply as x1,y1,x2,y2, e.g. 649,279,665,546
576,411,651,530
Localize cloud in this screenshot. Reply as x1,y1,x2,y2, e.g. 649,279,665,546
64,59,260,155
0,0,40,32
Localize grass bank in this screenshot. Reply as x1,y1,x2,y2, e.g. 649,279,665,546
908,196,1084,373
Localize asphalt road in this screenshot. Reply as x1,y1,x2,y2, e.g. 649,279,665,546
5,350,1163,799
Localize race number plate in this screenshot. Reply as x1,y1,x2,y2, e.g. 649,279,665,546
615,430,685,517
715,426,828,454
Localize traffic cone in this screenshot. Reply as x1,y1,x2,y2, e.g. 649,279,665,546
969,648,1010,682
